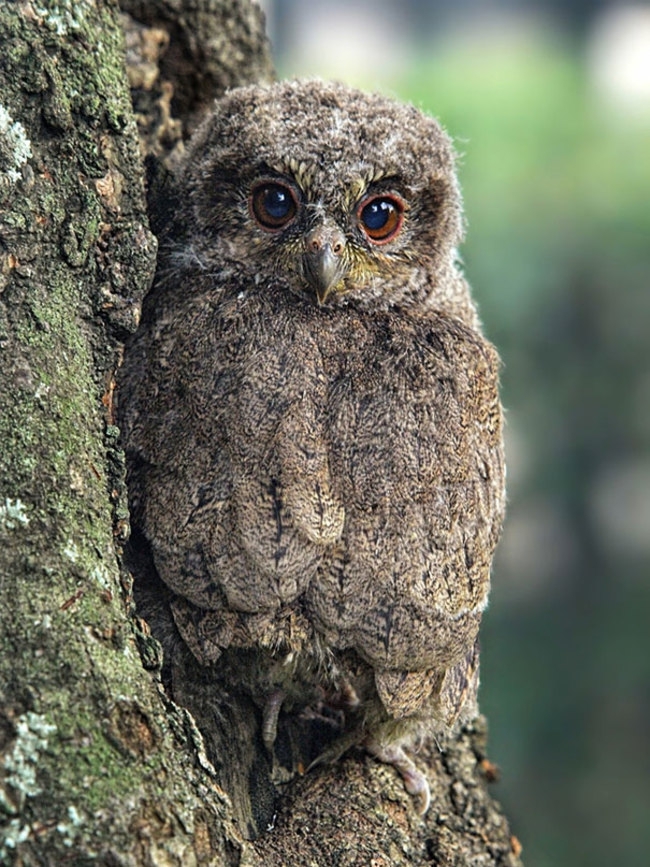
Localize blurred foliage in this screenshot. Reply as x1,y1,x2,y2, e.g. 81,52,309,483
396,38,650,867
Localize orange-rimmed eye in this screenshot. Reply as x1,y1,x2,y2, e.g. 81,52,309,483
357,194,404,244
250,182,298,230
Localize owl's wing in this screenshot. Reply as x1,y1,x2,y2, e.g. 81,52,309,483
120,284,346,628
374,638,480,723
307,311,505,697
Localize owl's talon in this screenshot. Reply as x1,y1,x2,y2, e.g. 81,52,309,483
338,678,360,710
366,739,431,815
262,689,286,751
403,767,431,816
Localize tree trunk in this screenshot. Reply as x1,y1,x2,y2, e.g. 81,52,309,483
0,2,523,864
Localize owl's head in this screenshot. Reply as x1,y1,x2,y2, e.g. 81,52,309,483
174,80,468,313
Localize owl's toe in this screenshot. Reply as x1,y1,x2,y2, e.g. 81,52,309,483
366,738,431,815
262,688,286,751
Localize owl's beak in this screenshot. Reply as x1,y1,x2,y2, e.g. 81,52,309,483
302,225,347,305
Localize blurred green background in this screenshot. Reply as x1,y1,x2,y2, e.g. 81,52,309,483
261,1,650,864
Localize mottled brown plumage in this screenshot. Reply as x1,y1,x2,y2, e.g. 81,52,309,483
119,79,505,814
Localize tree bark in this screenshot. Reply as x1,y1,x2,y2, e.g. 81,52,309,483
0,1,523,864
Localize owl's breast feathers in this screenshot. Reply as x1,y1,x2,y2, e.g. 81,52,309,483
123,286,504,688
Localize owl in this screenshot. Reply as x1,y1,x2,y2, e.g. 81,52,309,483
119,79,505,816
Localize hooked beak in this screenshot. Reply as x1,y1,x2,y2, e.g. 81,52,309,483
302,224,347,305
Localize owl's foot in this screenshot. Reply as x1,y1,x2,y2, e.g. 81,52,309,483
337,678,361,710
366,739,431,815
262,688,286,750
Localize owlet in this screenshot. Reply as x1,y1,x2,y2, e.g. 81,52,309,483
119,79,505,814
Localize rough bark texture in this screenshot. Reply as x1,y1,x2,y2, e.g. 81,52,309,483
120,0,274,165
253,717,523,867
0,2,256,864
0,1,523,864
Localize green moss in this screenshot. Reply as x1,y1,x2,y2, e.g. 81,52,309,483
50,715,148,816
2,275,104,493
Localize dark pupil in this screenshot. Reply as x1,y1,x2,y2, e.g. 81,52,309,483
264,186,291,219
362,199,392,230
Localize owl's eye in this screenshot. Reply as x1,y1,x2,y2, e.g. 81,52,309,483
358,195,404,244
250,182,298,230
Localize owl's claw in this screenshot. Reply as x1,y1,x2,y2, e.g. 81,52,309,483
262,689,286,751
366,739,431,815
